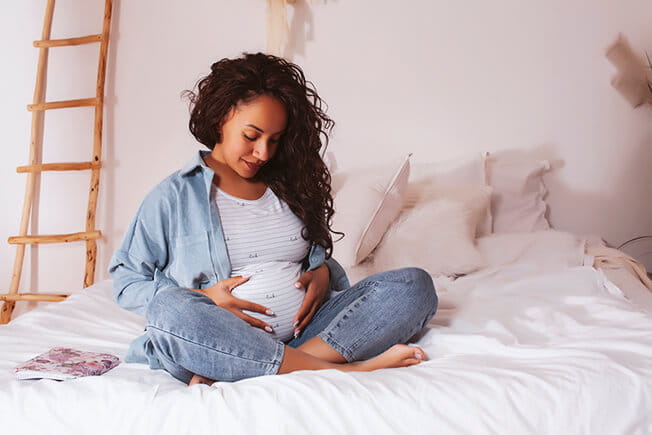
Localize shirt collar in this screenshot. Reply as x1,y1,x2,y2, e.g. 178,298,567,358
180,150,212,176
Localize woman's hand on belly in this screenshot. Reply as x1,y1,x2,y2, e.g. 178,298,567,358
192,276,275,333
292,263,330,336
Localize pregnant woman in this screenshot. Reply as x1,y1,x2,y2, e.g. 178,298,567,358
109,53,438,386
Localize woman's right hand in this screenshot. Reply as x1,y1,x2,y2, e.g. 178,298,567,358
192,276,275,333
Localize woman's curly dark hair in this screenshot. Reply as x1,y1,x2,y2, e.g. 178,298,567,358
184,52,340,258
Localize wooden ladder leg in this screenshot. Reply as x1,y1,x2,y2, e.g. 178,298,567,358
84,0,112,288
1,0,55,324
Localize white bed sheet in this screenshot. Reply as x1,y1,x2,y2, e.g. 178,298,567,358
1,231,651,435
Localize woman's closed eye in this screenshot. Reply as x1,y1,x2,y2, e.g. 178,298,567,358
244,133,281,144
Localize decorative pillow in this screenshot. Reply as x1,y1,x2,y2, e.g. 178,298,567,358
409,152,492,236
331,154,411,267
371,199,486,277
404,184,493,238
486,154,551,233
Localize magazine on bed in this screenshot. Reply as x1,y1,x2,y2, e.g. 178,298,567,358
14,347,120,381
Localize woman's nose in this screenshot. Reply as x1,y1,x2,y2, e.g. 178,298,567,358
253,141,270,161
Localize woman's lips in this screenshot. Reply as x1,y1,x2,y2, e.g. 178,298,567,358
244,160,263,171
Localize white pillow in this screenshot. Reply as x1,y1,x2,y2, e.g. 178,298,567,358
486,155,551,233
476,230,587,271
371,198,486,277
331,154,411,266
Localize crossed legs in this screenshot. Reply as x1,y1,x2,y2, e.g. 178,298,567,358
150,268,438,386
190,337,426,385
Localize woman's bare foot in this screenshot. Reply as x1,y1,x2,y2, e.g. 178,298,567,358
188,373,216,386
352,344,426,372
270,343,429,377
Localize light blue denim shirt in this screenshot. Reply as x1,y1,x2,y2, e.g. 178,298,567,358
108,150,350,364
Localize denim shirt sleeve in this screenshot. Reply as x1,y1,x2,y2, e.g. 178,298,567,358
108,190,179,317
306,244,350,292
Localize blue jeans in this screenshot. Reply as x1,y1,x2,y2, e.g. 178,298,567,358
145,267,438,383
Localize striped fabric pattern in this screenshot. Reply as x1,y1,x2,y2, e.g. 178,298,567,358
214,186,311,341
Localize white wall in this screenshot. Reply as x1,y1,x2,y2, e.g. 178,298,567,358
1,0,651,310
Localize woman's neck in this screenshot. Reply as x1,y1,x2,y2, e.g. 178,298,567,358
204,154,267,200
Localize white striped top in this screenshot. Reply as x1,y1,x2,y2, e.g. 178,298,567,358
213,185,311,341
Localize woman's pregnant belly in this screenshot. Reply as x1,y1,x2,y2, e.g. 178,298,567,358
230,261,305,341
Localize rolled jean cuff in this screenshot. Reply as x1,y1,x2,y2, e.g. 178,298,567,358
268,340,286,375
318,330,355,362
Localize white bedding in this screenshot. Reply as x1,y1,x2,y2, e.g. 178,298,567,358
1,231,651,435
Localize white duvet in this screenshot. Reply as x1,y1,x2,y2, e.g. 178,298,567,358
1,231,651,435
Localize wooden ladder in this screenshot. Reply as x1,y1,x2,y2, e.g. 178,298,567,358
0,0,113,324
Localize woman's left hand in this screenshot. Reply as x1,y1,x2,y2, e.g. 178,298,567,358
292,263,330,337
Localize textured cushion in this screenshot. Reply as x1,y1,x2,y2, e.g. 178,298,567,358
409,152,491,236
371,198,486,277
404,184,493,238
486,155,551,233
331,154,411,266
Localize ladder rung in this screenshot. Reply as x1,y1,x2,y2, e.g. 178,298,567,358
33,34,103,48
16,161,102,173
8,230,102,245
0,293,69,302
27,98,99,111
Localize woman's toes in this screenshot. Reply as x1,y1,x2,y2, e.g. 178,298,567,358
413,349,426,361
189,374,216,386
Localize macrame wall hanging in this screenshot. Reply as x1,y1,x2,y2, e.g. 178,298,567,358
267,0,321,56
266,0,293,56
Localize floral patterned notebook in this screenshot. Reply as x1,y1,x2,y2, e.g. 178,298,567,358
14,347,120,381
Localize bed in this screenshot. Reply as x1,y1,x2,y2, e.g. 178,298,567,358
1,153,651,434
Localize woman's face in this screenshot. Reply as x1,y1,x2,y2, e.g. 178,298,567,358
211,94,287,180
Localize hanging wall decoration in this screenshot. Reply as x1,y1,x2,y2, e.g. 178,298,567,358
606,34,652,107
266,0,294,56
266,0,322,57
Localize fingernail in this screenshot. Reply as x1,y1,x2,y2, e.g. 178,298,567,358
293,329,300,338
294,282,302,289
266,309,275,316
415,351,423,360
293,320,298,327
265,326,273,333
